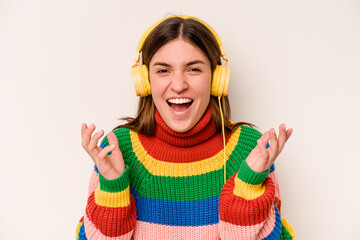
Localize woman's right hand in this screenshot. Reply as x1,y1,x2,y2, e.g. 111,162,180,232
81,123,125,180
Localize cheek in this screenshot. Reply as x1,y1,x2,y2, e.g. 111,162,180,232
149,77,168,109
149,76,162,97
195,76,212,99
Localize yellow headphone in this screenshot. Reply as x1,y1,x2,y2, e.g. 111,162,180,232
131,15,231,98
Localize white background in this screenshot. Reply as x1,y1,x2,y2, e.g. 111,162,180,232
1,0,359,239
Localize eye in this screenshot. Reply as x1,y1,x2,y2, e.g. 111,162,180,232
157,69,169,74
189,68,201,72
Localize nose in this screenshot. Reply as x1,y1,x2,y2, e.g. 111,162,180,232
170,72,189,93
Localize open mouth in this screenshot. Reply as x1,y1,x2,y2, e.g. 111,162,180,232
167,98,193,112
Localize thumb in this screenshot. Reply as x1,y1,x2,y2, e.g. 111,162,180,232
259,131,271,146
106,132,125,174
107,132,121,156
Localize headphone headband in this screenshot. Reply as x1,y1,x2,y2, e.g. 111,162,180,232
134,15,228,64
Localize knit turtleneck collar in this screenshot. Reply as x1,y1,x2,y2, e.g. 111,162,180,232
137,107,228,163
154,107,217,147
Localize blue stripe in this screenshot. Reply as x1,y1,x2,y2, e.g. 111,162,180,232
130,186,219,226
270,164,275,173
77,221,88,240
94,164,99,174
262,204,282,240
99,139,106,149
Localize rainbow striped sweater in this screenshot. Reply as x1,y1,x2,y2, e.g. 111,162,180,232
76,108,295,239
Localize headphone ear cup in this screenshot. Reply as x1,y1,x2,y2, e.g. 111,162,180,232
211,65,230,97
131,65,151,97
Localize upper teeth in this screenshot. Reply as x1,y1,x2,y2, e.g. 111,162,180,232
167,98,192,104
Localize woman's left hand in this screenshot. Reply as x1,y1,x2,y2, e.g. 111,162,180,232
246,124,293,173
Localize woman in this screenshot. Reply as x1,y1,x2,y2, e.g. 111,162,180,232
76,15,295,239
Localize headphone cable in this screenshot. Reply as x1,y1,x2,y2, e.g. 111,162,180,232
217,96,226,185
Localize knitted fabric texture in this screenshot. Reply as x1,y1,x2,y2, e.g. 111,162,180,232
76,108,295,240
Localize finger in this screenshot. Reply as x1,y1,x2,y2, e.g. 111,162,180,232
286,128,293,140
88,129,104,152
259,131,271,145
269,128,279,161
257,137,269,160
81,123,87,140
98,144,116,160
277,123,287,153
81,123,88,148
82,123,95,147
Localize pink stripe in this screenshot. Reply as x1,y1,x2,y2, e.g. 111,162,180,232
219,221,263,239
84,215,134,240
269,171,281,199
88,169,100,197
257,205,277,239
133,221,219,240
269,171,282,213
219,205,276,240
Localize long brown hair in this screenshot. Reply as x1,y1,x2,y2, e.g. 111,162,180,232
114,16,255,134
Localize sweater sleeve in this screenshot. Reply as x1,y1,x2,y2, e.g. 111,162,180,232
219,130,295,239
76,139,137,239
76,165,137,239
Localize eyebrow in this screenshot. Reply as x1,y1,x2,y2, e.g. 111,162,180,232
151,60,206,67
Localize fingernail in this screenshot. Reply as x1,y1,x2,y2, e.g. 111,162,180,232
110,144,115,148
282,123,286,129
271,128,275,134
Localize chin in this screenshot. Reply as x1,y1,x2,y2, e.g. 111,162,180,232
166,118,196,133
156,99,209,133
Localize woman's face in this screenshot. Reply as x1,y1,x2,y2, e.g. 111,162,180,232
149,38,212,133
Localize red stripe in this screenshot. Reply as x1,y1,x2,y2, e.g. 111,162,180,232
138,133,230,163
86,192,136,237
219,174,275,226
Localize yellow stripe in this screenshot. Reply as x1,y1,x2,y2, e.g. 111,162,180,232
233,175,266,200
75,220,82,240
130,126,241,177
281,217,296,239
94,186,131,208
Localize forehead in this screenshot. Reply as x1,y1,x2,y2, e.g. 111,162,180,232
150,38,210,65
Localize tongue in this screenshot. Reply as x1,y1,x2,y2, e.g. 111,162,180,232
171,103,192,112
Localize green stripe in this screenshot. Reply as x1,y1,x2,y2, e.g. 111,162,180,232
280,223,294,239
99,166,130,193
237,161,270,185
103,126,267,200
144,170,225,201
